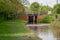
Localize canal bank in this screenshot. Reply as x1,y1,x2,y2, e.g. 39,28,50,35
0,19,42,40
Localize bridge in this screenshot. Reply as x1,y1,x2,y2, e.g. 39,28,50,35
26,13,50,27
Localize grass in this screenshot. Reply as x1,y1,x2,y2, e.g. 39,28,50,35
38,14,55,23
0,19,42,40
50,21,60,38
0,19,30,35
0,19,30,40
51,21,60,29
0,36,42,40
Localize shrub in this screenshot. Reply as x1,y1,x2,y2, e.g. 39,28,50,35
38,14,55,23
0,0,24,21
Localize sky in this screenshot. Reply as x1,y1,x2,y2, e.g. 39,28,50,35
28,0,60,7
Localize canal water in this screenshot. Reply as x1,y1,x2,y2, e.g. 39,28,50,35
29,26,60,40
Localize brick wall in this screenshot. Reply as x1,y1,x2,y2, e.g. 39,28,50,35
20,15,46,20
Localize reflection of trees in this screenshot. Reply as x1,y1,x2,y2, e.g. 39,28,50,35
37,26,49,34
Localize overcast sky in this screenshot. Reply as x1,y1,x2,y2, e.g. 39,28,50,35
28,0,60,7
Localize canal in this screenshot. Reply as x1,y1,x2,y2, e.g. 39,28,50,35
26,13,60,40
28,26,60,40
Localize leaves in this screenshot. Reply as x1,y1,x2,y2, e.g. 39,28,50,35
53,4,60,14
0,0,24,13
39,6,52,12
0,0,25,20
18,0,30,6
30,2,40,12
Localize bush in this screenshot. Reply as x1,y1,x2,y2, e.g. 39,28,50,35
38,14,55,23
0,11,8,22
0,0,24,21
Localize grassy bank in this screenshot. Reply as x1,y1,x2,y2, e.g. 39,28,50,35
50,21,60,38
0,19,41,40
51,21,60,29
0,36,42,40
0,19,30,34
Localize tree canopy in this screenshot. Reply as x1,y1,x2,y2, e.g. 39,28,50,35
53,4,60,14
0,0,25,20
30,2,40,12
20,0,30,6
0,0,24,14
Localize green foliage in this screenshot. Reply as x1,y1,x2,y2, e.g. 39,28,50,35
30,2,40,12
56,6,60,14
0,19,31,40
39,6,52,13
53,4,60,14
0,19,42,40
0,19,30,34
38,14,55,23
0,0,16,13
0,11,8,22
0,0,24,21
20,0,30,6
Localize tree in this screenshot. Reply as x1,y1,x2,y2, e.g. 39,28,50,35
52,4,60,20
30,2,40,12
53,4,60,14
56,4,60,14
18,0,30,7
0,0,24,20
38,6,52,15
39,6,52,12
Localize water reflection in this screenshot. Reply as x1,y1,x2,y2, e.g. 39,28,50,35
29,26,60,40
38,29,57,40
